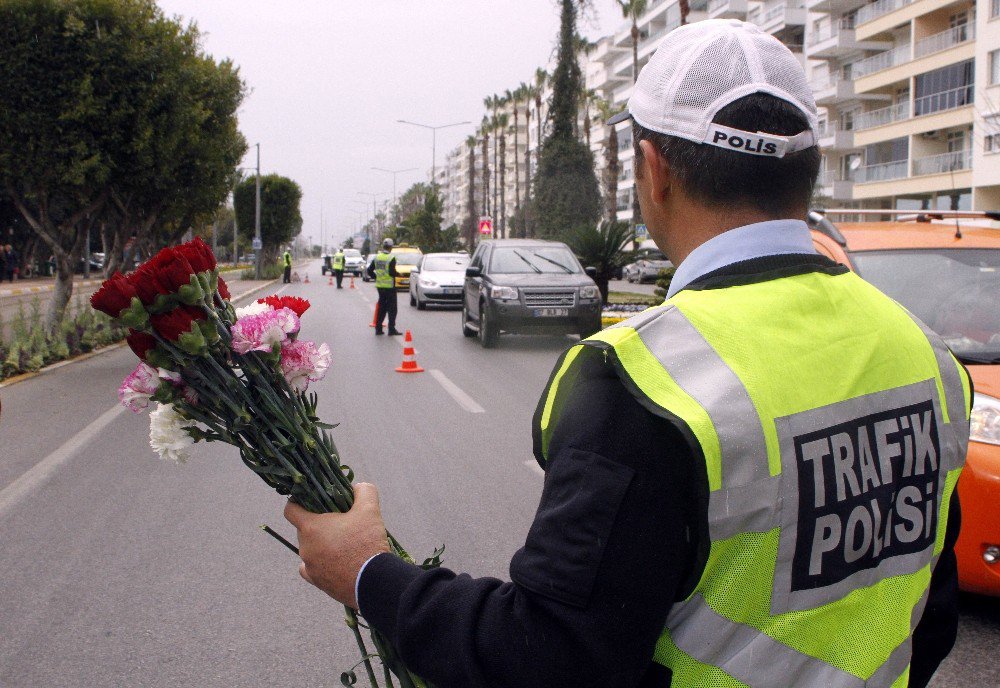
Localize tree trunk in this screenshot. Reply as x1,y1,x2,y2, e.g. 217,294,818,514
47,252,76,329
632,23,640,84
482,135,490,221
492,127,499,225
597,274,610,305
499,133,507,239
513,108,521,238
605,126,620,222
467,145,477,249
536,96,543,148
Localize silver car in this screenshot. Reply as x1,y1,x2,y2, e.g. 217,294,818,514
342,248,365,276
409,253,470,309
623,254,673,284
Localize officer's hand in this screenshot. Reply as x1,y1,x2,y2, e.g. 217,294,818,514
283,483,390,609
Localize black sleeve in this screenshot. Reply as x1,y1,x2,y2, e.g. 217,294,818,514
908,490,961,688
358,349,706,688
366,261,375,279
388,257,397,277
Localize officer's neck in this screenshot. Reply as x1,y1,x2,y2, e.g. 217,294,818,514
660,197,804,267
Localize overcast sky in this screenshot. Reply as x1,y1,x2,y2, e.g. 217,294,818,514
155,1,625,248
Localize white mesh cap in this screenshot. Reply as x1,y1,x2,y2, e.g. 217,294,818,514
609,19,818,158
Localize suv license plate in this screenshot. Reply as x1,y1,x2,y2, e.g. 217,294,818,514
534,308,568,317
443,288,461,295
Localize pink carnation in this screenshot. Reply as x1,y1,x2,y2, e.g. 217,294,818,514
280,340,332,391
119,363,161,413
231,307,300,354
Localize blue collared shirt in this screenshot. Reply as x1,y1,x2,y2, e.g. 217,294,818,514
666,219,817,298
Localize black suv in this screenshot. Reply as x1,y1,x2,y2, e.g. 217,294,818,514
461,239,603,348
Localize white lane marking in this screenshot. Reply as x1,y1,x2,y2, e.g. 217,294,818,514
523,460,545,477
429,369,485,414
0,404,127,519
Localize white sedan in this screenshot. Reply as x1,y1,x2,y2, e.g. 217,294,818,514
409,253,470,310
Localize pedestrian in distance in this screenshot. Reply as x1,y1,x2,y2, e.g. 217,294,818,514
333,248,345,289
367,238,401,336
3,244,17,282
282,249,292,284
284,20,971,688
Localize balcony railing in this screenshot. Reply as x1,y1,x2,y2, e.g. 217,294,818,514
913,84,974,116
912,150,970,176
914,23,974,58
708,0,730,13
852,44,910,78
807,15,857,46
856,160,909,183
810,71,841,91
854,101,910,130
856,0,912,26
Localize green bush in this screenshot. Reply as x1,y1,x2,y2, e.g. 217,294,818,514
240,263,283,280
653,267,677,300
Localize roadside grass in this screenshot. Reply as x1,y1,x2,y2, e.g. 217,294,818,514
0,294,126,382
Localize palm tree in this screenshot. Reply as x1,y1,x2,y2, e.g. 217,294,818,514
497,112,510,239
534,68,547,149
511,84,530,237
573,36,597,141
617,0,647,243
616,0,648,84
594,98,621,222
465,134,477,249
566,219,634,304
480,117,490,220
581,88,599,148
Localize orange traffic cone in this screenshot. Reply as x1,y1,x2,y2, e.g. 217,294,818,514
304,273,310,284
395,330,424,373
349,275,357,289
369,303,379,328
328,275,333,286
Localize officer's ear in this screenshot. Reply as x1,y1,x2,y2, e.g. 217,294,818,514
638,139,672,205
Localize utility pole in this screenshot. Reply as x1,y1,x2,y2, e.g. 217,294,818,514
254,143,262,279
372,167,418,208
396,120,470,186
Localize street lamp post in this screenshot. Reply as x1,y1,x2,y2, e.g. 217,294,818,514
254,143,262,280
372,167,418,207
396,119,471,185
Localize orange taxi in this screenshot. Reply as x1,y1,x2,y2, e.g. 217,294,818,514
809,210,1000,596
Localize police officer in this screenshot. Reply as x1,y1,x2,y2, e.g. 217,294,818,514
285,20,969,688
367,238,401,336
282,248,292,284
333,248,345,289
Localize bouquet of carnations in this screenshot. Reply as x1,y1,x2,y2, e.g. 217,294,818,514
91,238,437,688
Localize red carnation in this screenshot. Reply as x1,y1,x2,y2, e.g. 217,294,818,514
91,272,138,317
177,237,217,273
218,276,231,300
150,306,206,341
152,248,197,293
127,263,172,306
258,295,310,317
126,329,157,361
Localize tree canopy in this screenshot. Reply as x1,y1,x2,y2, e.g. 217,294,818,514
530,0,601,240
234,174,303,256
0,0,246,325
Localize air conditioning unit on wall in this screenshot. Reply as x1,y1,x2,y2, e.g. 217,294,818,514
919,130,939,139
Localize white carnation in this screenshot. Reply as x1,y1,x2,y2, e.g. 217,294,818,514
234,300,272,319
149,403,197,464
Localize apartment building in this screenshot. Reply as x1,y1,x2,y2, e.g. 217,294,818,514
809,0,1000,210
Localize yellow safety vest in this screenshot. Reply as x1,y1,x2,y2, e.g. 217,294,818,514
373,252,394,289
333,252,345,270
535,267,970,687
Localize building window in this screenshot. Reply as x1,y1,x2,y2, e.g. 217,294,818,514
986,133,1000,153
914,60,974,116
992,0,999,19
991,50,1000,85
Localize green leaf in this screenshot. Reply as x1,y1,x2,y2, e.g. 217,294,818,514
339,671,358,686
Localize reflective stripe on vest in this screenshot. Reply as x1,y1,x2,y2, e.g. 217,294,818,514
333,253,345,270
535,268,970,687
373,252,393,289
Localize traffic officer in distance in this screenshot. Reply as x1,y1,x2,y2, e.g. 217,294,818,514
284,19,971,688
333,247,345,289
367,238,401,336
282,248,292,284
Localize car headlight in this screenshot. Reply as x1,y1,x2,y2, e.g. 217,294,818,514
490,286,518,300
580,285,599,300
970,393,1000,446
420,277,438,287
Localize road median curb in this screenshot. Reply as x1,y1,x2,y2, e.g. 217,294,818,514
0,278,279,390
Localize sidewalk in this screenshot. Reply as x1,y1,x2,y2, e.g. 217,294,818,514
0,263,250,299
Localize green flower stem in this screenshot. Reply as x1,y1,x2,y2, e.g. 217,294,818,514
345,608,381,687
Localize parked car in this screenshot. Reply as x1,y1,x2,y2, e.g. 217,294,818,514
343,248,365,276
321,255,334,276
391,246,423,291
809,209,1000,596
409,252,470,309
461,239,602,348
362,254,376,282
622,251,673,283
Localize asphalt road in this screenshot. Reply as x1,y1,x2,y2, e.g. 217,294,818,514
1,259,997,687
